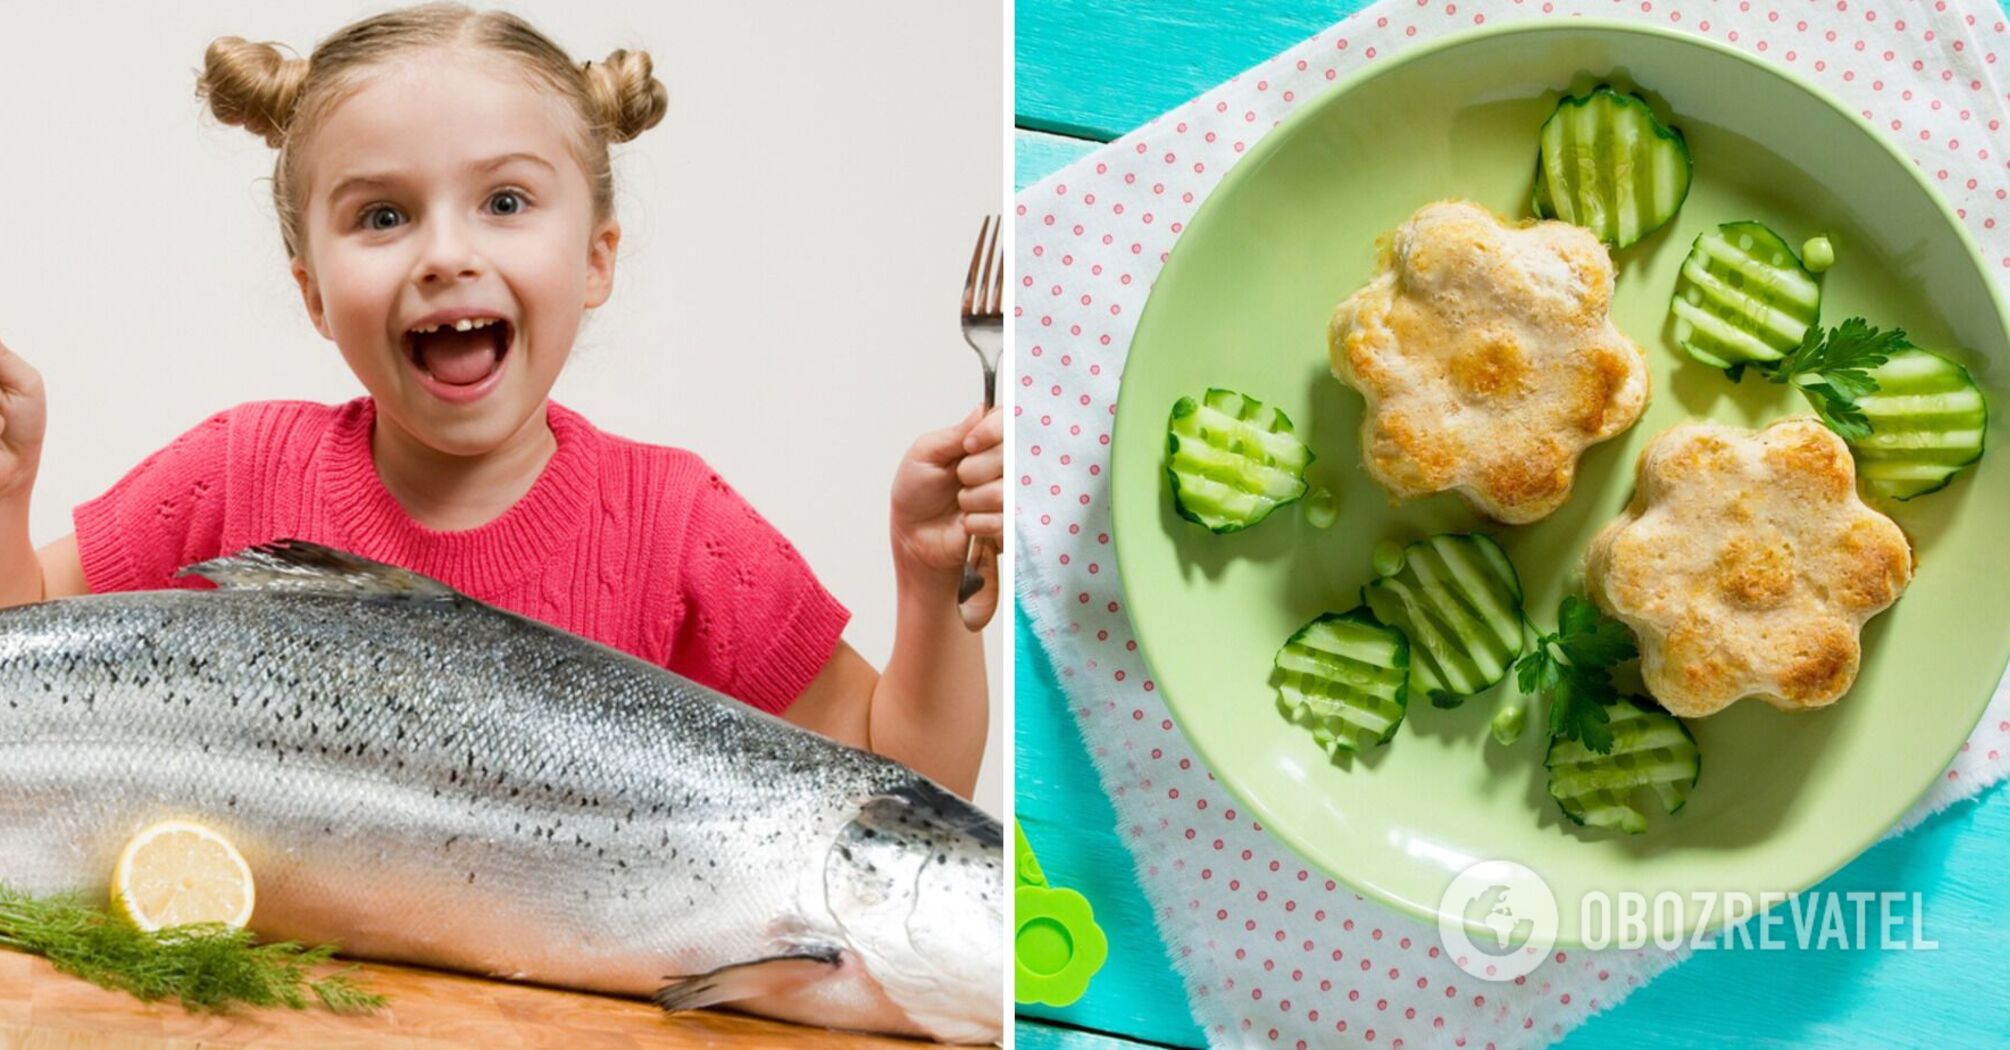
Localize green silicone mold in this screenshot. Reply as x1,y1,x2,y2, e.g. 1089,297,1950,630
1013,822,1109,1007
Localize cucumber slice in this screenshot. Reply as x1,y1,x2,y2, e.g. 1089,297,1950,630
1275,608,1410,755
1848,346,1988,501
1532,87,1692,249
1670,221,1822,370
1166,388,1314,533
1545,698,1700,834
1360,533,1525,708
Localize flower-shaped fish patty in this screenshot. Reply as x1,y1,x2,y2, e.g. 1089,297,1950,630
1584,417,1913,717
1328,200,1650,524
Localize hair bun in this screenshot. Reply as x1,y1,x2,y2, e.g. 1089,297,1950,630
582,49,667,144
198,36,308,148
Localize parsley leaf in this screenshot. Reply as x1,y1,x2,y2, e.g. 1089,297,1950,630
1800,381,1874,440
1555,596,1636,669
1512,596,1637,754
1515,643,1559,697
1549,664,1616,754
1767,318,1908,440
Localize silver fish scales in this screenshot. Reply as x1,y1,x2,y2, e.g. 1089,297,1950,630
0,541,1002,1043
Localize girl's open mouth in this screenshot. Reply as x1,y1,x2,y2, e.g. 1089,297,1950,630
403,317,513,404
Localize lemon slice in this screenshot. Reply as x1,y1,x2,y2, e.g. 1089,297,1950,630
111,820,256,931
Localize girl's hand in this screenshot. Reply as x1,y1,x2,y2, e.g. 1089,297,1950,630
890,406,1004,609
0,340,46,506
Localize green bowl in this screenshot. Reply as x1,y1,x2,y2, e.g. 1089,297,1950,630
1110,20,2010,946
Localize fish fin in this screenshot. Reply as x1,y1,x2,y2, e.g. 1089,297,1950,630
177,540,460,602
652,946,842,1013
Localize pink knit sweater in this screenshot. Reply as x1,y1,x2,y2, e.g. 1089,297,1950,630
72,398,850,715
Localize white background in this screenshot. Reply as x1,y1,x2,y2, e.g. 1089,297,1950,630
0,1,1006,812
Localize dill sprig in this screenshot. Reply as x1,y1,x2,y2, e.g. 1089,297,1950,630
0,884,384,1014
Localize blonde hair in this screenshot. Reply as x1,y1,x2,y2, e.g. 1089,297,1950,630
195,2,667,259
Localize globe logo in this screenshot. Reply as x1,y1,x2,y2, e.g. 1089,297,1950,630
1464,883,1535,951
1437,860,1558,982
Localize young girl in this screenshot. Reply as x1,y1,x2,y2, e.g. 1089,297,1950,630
0,3,1001,798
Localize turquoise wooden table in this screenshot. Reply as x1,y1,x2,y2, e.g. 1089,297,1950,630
1013,2,2010,1046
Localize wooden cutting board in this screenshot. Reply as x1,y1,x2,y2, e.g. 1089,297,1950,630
0,949,929,1048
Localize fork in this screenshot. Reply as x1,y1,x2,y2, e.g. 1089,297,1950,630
957,215,1004,618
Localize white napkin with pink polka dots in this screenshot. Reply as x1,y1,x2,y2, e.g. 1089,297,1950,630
1013,0,2010,1045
